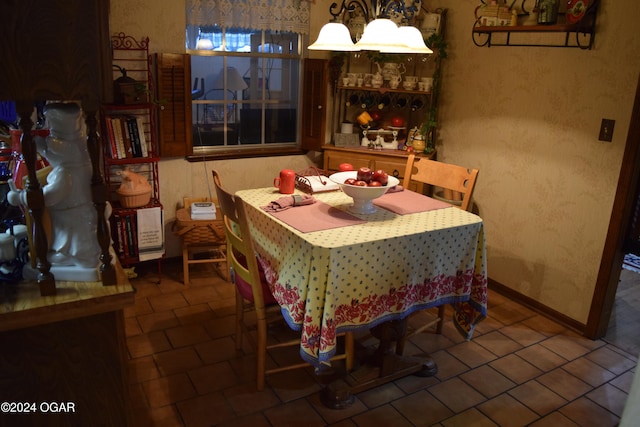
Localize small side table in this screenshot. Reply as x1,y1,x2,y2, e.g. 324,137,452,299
174,205,227,285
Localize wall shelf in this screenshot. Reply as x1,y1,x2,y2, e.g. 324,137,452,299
472,1,598,50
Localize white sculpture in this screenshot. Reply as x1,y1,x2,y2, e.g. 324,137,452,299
8,102,104,281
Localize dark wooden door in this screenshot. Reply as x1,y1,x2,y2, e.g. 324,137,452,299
300,58,328,152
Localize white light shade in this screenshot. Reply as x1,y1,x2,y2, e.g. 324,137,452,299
196,38,214,50
380,26,433,54
309,22,357,51
354,19,404,51
213,67,248,91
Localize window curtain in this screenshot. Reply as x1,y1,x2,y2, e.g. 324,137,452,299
187,0,310,48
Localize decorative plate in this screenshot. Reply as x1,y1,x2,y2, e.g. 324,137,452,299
566,0,588,24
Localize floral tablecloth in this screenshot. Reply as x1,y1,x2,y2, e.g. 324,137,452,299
236,188,488,368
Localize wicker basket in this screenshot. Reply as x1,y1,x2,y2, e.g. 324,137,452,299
175,208,224,245
116,188,151,208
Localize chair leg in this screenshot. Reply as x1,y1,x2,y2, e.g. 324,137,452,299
344,332,355,372
436,305,445,334
182,245,189,285
235,288,244,351
256,317,268,391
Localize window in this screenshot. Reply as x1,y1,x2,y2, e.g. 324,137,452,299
188,27,302,156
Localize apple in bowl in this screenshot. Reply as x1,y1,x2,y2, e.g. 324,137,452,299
329,171,400,214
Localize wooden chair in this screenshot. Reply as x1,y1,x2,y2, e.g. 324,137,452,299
402,154,479,212
397,155,479,353
212,170,354,390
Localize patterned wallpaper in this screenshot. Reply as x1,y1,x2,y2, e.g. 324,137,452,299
111,0,640,324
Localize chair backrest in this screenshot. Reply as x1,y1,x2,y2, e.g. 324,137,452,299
212,170,268,314
402,154,479,212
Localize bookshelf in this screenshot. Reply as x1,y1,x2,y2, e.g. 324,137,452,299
102,33,163,267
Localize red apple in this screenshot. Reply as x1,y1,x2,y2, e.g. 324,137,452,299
354,180,368,186
391,116,405,127
368,180,382,187
339,163,354,171
344,178,357,185
372,169,389,186
357,167,373,183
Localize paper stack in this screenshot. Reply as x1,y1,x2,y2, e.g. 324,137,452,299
190,202,217,220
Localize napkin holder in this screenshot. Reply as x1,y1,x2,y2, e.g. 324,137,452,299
295,167,339,194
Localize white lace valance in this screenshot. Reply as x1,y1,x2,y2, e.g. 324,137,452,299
186,0,311,35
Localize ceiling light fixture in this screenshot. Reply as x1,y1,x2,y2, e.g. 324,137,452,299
309,0,432,54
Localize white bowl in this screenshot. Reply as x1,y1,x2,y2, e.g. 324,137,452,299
329,171,400,214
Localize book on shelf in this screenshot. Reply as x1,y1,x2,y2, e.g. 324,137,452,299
135,116,149,157
104,114,150,159
105,117,118,159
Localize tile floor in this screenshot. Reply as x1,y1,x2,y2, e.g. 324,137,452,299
125,259,639,427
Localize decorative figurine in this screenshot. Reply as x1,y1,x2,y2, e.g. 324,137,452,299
8,102,105,281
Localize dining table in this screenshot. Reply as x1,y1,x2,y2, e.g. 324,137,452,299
236,185,487,407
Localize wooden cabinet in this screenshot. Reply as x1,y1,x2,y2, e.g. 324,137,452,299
323,145,435,193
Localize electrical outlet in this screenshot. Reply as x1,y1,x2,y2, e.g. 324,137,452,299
599,118,615,142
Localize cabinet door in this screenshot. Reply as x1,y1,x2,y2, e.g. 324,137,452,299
153,53,193,157
324,151,374,173
300,58,328,152
374,158,408,180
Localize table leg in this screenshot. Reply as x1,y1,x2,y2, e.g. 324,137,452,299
320,318,437,409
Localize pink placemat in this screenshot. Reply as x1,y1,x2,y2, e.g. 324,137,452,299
267,200,366,233
373,190,452,214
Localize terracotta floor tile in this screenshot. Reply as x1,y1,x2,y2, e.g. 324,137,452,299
489,354,543,384
536,368,592,401
586,383,628,417
609,369,636,393
127,330,172,358
391,389,454,426
263,398,327,427
527,411,579,427
440,407,499,427
515,344,568,372
223,383,281,416
351,404,414,427
432,350,471,381
154,347,203,376
215,412,273,427
187,361,239,394
357,382,406,408
429,377,487,413
148,292,190,312
142,373,197,407
124,315,142,337
521,314,568,337
194,336,239,364
393,370,440,394
474,330,523,357
446,340,498,368
137,310,180,333
499,322,547,347
181,284,221,305
175,392,236,427
173,303,218,325
165,323,212,348
476,394,539,427
129,354,161,384
508,380,567,416
558,396,620,427
266,368,322,403
562,357,617,387
585,345,638,375
459,365,516,398
487,301,536,326
540,335,592,361
306,390,368,425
